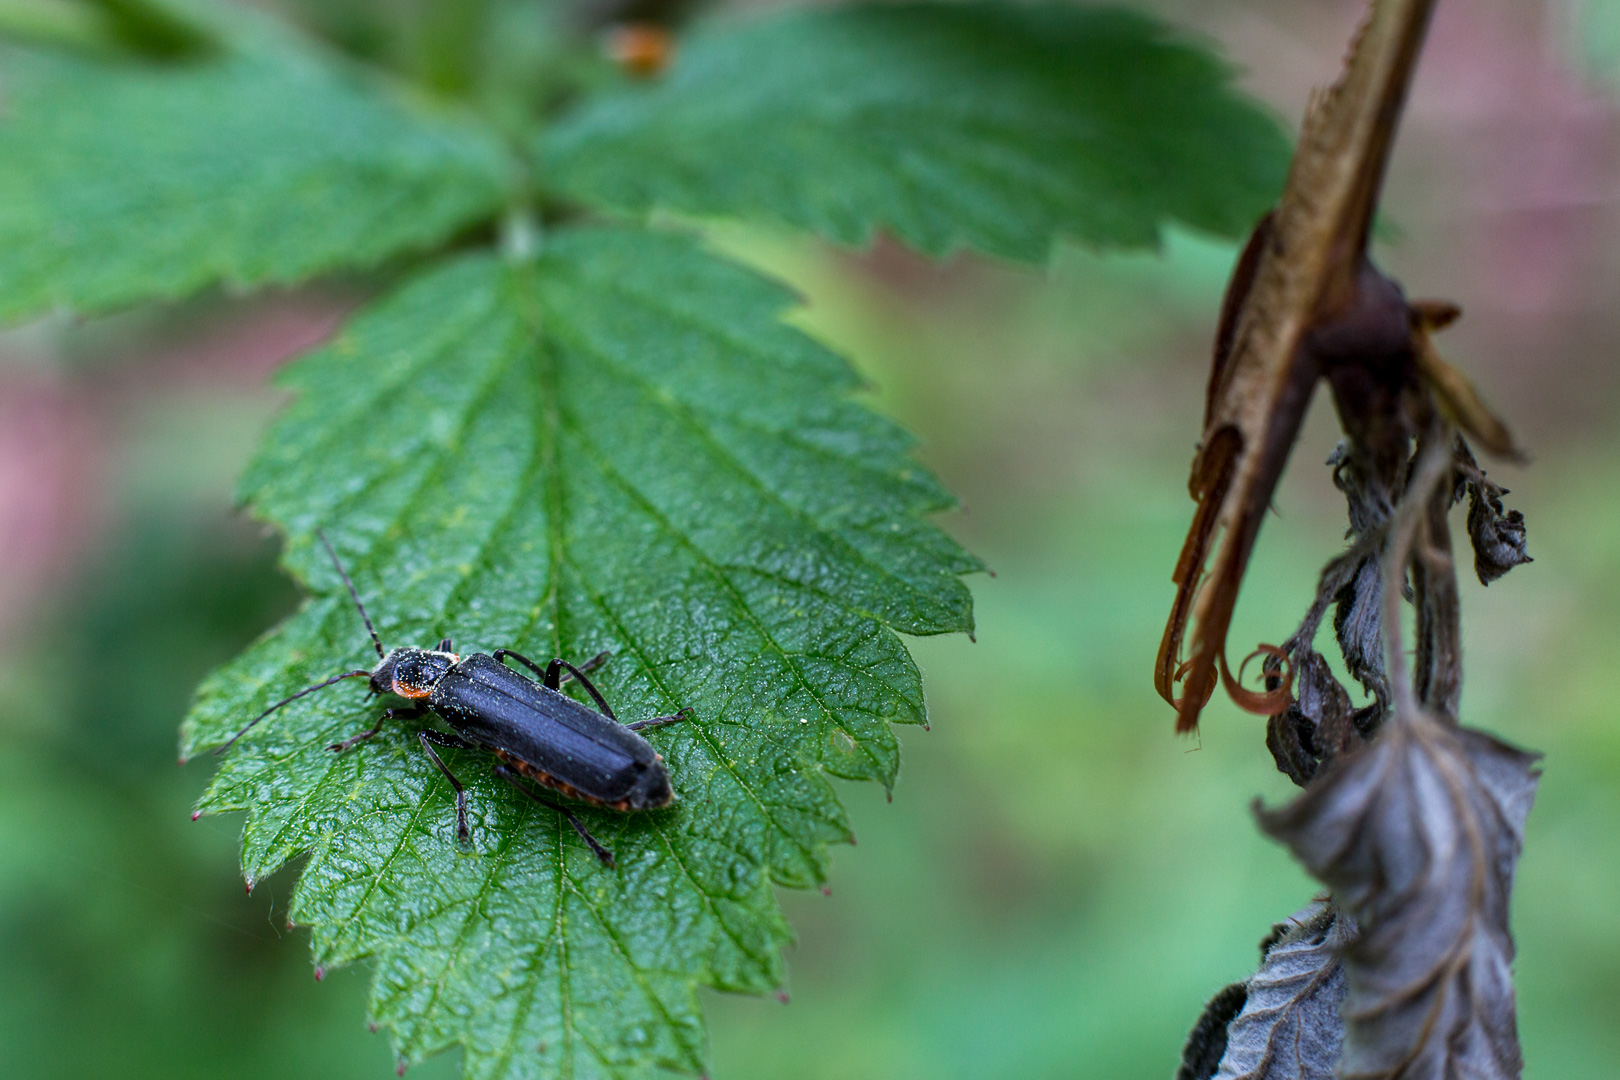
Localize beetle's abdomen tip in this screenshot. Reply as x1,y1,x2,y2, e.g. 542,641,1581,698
628,765,674,810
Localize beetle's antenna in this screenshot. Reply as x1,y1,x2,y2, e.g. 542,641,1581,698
215,670,372,755
318,529,385,659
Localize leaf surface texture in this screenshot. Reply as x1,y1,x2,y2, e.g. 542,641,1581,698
1214,903,1350,1080
0,37,505,320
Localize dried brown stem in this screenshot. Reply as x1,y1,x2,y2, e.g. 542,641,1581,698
1378,417,1455,718
1413,464,1463,721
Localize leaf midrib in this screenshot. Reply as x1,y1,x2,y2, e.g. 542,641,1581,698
552,310,957,630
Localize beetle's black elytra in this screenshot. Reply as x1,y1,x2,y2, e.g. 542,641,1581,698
215,531,691,868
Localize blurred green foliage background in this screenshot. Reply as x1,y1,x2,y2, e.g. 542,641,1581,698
1,0,1617,1077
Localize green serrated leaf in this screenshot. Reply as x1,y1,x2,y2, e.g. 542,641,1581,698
181,226,978,1079
0,33,506,322
539,3,1290,262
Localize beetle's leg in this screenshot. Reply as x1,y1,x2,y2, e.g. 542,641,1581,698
327,719,385,753
493,649,620,720
493,648,550,684
494,648,610,687
626,706,694,732
418,729,474,841
492,765,616,868
551,661,619,722
436,637,453,652
327,703,428,753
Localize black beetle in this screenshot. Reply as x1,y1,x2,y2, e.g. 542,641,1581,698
215,532,689,867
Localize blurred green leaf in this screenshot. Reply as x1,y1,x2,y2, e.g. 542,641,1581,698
0,513,384,1080
540,3,1290,262
181,226,978,1079
0,0,108,52
1578,0,1620,88
0,32,506,322
87,0,217,58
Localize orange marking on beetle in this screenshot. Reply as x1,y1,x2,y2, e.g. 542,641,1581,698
392,682,432,699
494,749,633,811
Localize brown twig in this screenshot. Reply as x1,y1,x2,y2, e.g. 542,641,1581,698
1156,0,1442,733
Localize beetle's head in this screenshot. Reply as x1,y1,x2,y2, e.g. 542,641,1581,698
625,757,674,810
370,646,457,699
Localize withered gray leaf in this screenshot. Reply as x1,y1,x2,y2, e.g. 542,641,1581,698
1257,710,1541,1080
1466,484,1531,585
1329,439,1394,539
1213,902,1353,1080
1332,558,1388,707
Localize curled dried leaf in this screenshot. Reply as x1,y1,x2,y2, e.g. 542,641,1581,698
1257,709,1541,1079
1266,651,1359,787
1266,705,1320,789
1466,484,1531,586
1212,902,1355,1080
